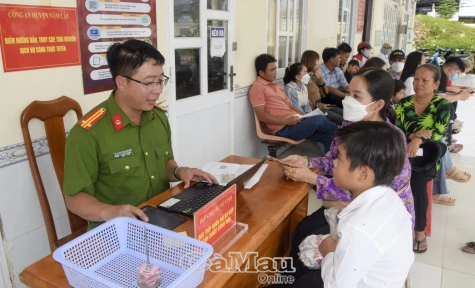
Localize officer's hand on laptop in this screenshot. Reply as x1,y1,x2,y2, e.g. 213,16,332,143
102,204,149,222
177,167,219,189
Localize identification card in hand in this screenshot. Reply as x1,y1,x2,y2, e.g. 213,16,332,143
266,156,296,167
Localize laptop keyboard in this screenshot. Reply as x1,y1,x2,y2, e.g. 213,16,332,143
171,185,226,215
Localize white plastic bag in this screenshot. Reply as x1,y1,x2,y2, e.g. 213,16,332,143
324,207,340,241
298,234,329,269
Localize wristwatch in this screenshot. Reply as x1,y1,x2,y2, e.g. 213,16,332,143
174,166,182,181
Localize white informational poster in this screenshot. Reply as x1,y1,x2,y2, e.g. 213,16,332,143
210,26,226,58
459,0,475,17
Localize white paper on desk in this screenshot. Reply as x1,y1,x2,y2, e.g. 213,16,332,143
297,108,326,119
201,162,242,186
244,164,268,189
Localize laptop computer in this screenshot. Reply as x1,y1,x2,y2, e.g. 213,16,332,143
158,158,266,217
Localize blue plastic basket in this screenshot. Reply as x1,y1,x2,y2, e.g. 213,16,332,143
53,217,213,288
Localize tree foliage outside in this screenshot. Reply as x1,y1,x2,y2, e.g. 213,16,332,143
436,0,459,20
414,15,475,52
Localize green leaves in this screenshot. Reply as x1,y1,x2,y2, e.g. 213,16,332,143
415,15,475,51
437,0,459,20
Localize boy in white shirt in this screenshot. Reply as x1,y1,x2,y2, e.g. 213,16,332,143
294,121,414,287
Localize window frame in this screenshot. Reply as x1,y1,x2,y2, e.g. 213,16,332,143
266,0,308,79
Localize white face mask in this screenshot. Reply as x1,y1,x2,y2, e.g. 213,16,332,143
301,73,311,85
381,48,392,55
362,49,371,58
391,62,405,73
342,96,377,122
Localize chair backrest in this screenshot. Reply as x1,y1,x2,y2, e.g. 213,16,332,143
253,112,305,145
254,113,272,139
20,96,87,252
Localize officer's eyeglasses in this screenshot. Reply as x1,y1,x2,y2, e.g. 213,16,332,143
121,75,169,88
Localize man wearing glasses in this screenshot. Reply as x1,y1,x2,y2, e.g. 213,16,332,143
63,40,217,230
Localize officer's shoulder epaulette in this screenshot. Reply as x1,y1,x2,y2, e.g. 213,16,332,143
78,107,106,130
154,103,167,112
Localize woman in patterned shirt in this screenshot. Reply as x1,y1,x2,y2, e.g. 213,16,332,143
395,64,450,253
279,68,414,279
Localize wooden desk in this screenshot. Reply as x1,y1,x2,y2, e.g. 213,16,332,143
20,155,312,288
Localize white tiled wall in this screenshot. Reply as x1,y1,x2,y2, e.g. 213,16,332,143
0,153,67,288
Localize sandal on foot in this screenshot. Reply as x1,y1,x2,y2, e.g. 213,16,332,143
433,194,457,206
446,168,471,183
466,242,475,247
462,243,475,254
449,144,464,153
413,236,428,253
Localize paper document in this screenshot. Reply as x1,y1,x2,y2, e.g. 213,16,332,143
244,164,268,189
201,162,268,188
297,108,326,119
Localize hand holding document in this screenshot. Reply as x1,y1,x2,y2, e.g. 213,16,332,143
296,108,327,119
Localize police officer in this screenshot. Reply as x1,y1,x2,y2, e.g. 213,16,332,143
63,40,217,230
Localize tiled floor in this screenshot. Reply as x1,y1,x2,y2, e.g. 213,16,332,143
283,96,475,288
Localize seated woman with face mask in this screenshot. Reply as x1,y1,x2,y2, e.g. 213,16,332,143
278,68,415,281
284,63,313,114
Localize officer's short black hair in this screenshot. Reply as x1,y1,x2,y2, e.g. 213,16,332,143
336,121,406,186
107,39,165,87
255,54,277,76
322,48,342,63
444,56,466,72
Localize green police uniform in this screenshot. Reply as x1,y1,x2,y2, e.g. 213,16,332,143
63,91,174,230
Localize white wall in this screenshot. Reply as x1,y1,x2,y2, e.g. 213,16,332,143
233,0,270,159
0,0,168,287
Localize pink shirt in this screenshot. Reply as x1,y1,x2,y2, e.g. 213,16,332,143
248,77,295,135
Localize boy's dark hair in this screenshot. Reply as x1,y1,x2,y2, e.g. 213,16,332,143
336,121,406,186
284,63,304,85
255,54,277,76
107,39,165,87
348,60,359,67
322,48,342,63
394,79,406,95
444,56,466,72
337,43,353,54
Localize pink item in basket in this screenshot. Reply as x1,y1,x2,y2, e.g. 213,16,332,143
137,263,161,288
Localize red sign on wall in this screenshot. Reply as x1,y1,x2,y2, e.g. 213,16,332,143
194,185,237,245
357,0,366,33
0,4,80,72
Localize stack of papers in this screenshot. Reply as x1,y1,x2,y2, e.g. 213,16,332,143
201,162,268,189
296,108,327,119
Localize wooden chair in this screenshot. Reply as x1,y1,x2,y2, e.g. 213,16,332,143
254,113,305,157
20,96,87,252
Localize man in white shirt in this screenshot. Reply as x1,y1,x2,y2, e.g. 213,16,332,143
292,121,414,288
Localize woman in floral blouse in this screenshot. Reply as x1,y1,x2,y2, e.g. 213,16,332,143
279,68,414,279
395,64,450,253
